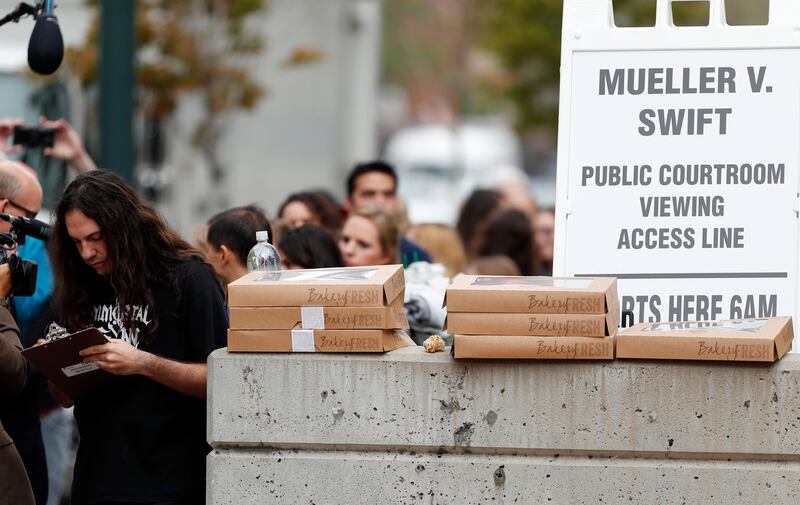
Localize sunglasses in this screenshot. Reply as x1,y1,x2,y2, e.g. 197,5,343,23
6,199,38,220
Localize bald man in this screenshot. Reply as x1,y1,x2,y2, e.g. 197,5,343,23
0,116,95,505
0,159,51,505
0,159,48,310
0,160,40,296
0,160,49,321
0,160,42,222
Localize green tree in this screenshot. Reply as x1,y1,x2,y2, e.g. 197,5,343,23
66,0,269,192
476,0,716,139
382,0,472,122
476,0,563,136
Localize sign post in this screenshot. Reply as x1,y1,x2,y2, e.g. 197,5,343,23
554,0,800,333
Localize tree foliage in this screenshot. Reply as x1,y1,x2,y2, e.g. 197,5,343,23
67,0,267,120
475,0,563,135
475,0,715,139
66,0,269,185
382,0,474,122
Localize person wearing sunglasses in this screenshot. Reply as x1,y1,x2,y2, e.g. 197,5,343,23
0,159,50,505
0,116,95,505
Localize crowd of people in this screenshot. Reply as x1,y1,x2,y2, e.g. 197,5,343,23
0,115,555,505
210,160,555,280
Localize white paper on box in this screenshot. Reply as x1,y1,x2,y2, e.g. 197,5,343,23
266,267,378,282
300,306,326,329
228,265,405,308
61,362,100,377
644,319,767,333
291,329,316,352
471,277,593,289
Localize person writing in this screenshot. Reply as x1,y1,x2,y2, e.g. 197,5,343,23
47,170,228,505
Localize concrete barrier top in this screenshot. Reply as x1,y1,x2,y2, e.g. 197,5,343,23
208,347,800,460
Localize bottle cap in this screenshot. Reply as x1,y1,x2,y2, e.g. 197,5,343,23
256,230,270,242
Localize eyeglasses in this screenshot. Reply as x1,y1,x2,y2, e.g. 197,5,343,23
6,199,38,220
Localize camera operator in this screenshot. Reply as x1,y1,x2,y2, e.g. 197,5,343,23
0,303,35,505
0,159,49,505
0,115,96,505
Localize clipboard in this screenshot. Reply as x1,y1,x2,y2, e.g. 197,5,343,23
21,327,115,399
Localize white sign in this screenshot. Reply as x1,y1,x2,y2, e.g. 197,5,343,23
554,1,800,330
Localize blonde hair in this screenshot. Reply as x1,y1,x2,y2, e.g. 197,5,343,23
393,197,410,233
407,223,466,277
348,206,400,264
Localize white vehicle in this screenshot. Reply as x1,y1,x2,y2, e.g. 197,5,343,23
384,122,525,224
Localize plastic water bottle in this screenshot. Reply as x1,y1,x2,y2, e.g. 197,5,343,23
246,230,282,272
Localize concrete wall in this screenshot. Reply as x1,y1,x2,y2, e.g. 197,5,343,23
207,347,800,504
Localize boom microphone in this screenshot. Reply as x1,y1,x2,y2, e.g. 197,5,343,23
27,2,63,75
0,213,52,241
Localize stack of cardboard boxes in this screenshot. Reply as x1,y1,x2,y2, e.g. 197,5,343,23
618,317,793,362
226,265,414,353
446,275,619,359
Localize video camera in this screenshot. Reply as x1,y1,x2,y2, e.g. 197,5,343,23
0,213,51,297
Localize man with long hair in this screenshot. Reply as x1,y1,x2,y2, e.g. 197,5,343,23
48,170,227,505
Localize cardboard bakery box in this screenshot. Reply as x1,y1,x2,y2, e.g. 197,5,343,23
453,334,615,360
445,275,617,314
445,310,618,337
617,317,793,362
229,296,409,330
227,327,415,353
228,265,405,308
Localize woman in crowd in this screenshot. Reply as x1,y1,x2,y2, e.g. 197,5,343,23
278,225,343,270
456,189,505,252
468,208,536,276
406,223,466,278
533,207,555,275
338,207,399,267
278,191,342,235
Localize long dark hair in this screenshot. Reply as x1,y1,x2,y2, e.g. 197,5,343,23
278,191,342,234
278,225,343,269
469,209,535,276
457,189,504,252
49,170,211,334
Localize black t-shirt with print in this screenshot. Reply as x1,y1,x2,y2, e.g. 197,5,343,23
70,260,228,504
